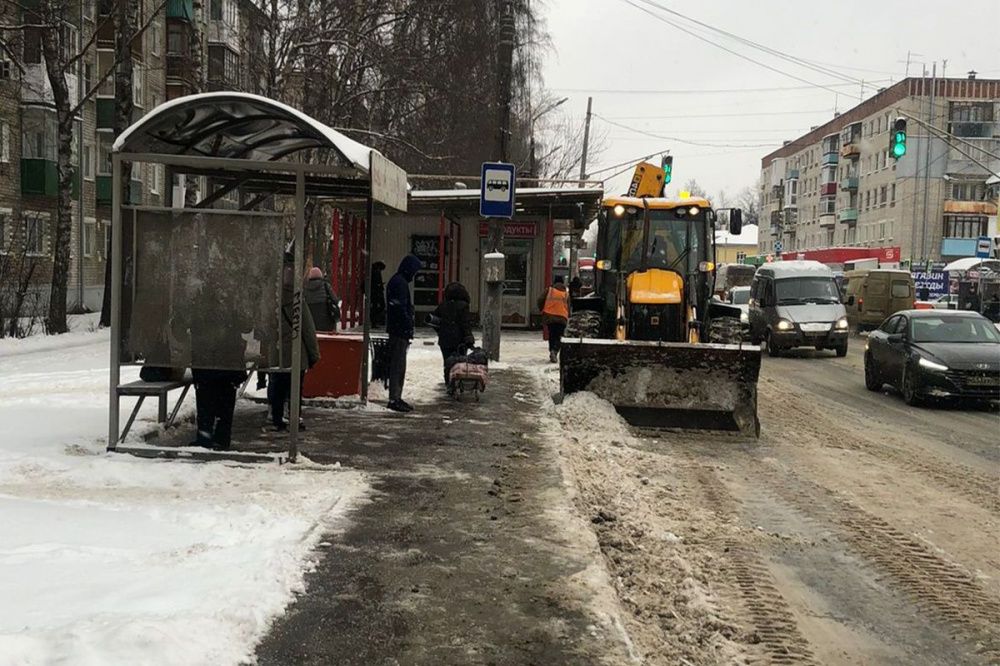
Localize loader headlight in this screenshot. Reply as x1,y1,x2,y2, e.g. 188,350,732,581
835,317,849,330
776,319,794,331
613,204,626,217
688,206,700,216
698,261,715,272
596,259,614,270
740,311,749,323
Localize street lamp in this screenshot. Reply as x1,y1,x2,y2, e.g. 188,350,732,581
531,96,569,125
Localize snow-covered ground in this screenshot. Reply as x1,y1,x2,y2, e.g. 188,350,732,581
0,319,367,666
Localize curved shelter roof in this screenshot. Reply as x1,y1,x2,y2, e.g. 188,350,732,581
943,257,1000,273
113,92,376,172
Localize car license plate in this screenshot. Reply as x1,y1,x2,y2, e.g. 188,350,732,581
800,323,831,333
966,375,999,386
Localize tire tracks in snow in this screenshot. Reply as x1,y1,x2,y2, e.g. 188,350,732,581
749,455,1000,662
693,465,819,666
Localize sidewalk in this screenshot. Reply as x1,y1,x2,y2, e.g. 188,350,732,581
237,349,631,665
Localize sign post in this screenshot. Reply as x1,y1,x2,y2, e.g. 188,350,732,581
480,162,516,362
976,236,991,259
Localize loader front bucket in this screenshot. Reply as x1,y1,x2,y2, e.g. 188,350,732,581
559,339,761,437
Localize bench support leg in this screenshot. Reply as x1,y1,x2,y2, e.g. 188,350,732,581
165,385,191,429
120,396,146,443
158,394,168,423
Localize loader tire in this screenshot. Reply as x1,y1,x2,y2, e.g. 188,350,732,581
566,310,602,338
708,317,742,345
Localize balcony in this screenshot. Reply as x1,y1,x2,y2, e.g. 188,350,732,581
840,176,859,191
838,208,859,224
21,159,78,197
96,98,115,130
820,182,838,196
840,143,860,157
207,20,240,50
942,200,998,215
166,0,194,19
822,152,839,166
96,176,143,206
819,214,837,228
786,169,800,180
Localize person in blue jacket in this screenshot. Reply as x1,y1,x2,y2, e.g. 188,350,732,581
385,254,422,412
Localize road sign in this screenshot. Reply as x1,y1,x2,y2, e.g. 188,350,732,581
774,240,783,252
480,162,516,218
976,236,991,258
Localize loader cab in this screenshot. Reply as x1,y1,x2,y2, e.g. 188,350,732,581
592,197,717,341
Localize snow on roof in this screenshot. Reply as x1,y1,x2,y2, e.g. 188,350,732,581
942,257,1000,273
113,92,378,172
715,224,758,246
759,259,834,278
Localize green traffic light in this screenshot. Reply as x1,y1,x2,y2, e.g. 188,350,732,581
892,143,906,157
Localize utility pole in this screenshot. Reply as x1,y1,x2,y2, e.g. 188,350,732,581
483,0,515,362
920,62,937,262
570,96,593,279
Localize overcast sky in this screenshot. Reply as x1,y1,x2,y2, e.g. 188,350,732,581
539,0,1000,204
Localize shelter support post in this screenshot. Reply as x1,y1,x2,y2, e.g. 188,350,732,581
107,154,123,451
331,209,340,327
290,168,305,463
545,208,554,288
482,220,504,361
438,211,446,302
361,190,374,401
349,215,359,328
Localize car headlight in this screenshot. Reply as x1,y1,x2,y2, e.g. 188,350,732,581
918,357,948,372
740,311,749,323
776,319,793,331
835,317,849,330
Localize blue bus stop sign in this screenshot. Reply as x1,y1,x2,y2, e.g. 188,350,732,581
976,236,991,258
480,162,516,218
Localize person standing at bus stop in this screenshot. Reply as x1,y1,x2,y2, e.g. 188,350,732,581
386,254,422,412
538,275,570,363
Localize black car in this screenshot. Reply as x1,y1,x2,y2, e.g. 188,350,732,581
864,310,1000,406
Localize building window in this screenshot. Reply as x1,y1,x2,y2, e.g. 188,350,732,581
208,45,240,89
83,142,94,179
24,212,46,255
865,191,871,209
21,107,57,161
949,102,994,138
97,132,113,175
0,121,8,163
23,28,42,64
0,209,9,253
84,219,96,257
133,62,144,107
879,186,887,207
150,23,160,55
83,0,95,21
97,50,115,96
167,23,187,55
879,222,886,240
944,215,987,239
890,183,896,207
950,181,984,201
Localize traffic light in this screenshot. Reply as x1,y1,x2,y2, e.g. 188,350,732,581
890,118,907,159
661,155,673,184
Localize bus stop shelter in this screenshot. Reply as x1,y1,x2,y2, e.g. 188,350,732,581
107,92,407,461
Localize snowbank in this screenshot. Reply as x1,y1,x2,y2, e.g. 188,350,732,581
0,328,367,665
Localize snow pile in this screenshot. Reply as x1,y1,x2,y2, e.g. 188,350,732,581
0,327,368,665
553,391,633,440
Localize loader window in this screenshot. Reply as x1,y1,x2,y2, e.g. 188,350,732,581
622,210,691,273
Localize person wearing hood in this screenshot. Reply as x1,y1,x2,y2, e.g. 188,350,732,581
432,281,475,385
385,254,422,412
538,275,570,363
304,266,340,332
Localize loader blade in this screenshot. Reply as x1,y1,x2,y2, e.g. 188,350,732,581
559,339,761,437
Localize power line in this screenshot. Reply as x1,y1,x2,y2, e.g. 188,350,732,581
620,0,864,98
550,82,866,95
601,108,833,120
596,113,782,148
628,0,865,86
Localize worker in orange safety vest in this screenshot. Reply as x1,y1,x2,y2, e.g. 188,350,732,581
537,275,570,363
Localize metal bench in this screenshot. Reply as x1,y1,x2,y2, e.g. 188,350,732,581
116,379,192,442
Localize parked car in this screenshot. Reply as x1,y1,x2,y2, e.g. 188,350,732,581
931,294,959,310
727,286,751,339
749,261,850,357
842,269,915,332
864,310,1000,406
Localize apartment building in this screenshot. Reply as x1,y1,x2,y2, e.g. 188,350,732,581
759,75,999,266
0,0,267,316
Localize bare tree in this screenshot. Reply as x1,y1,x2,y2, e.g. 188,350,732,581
735,185,761,227
684,178,707,198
